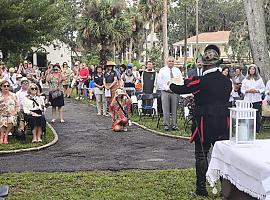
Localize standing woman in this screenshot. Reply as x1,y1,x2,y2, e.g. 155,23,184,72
47,64,66,123
241,64,265,133
22,83,46,143
94,65,106,115
104,61,118,112
62,62,72,98
222,66,234,107
0,80,20,144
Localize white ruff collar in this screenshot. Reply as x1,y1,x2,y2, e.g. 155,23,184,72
202,67,222,76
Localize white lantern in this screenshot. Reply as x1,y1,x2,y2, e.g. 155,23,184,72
229,101,256,144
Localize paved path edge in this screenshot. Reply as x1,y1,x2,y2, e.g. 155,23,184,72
131,121,190,140
0,122,58,155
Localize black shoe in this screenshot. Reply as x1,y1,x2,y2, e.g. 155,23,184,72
171,125,179,131
164,126,170,131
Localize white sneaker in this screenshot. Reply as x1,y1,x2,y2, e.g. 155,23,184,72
75,97,79,100
8,132,12,136
123,127,128,132
97,112,101,116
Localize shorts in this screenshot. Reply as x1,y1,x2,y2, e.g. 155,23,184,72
78,82,84,89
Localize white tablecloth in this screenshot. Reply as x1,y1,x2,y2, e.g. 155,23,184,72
206,140,270,200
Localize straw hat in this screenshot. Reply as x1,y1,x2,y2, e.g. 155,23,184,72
106,61,116,66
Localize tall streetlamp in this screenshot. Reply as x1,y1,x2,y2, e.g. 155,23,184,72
144,22,150,63
195,0,199,58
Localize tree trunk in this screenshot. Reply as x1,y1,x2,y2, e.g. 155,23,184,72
162,0,169,64
149,16,155,50
244,0,270,81
128,38,133,62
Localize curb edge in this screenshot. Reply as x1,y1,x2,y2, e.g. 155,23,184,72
131,121,190,140
0,122,58,155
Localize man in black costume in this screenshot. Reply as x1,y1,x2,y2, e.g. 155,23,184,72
170,45,232,196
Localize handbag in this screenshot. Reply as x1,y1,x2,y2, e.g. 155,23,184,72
50,89,63,99
50,73,63,99
105,89,111,97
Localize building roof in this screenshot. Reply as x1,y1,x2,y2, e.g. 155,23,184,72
173,31,230,46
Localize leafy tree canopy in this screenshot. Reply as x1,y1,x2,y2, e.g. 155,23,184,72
0,0,65,59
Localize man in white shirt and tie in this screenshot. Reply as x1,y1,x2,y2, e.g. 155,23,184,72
188,58,203,77
157,57,182,131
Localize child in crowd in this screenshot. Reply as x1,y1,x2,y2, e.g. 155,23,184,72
83,76,95,100
110,88,132,132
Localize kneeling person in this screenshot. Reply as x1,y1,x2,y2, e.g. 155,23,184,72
110,89,132,132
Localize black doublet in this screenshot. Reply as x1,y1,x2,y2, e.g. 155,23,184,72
170,70,232,143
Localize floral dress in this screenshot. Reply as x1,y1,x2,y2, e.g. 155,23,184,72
110,97,131,128
48,73,65,107
0,92,20,127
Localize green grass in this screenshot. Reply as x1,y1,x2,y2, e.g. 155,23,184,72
0,169,221,200
0,124,55,151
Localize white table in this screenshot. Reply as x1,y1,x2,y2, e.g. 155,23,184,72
206,140,270,200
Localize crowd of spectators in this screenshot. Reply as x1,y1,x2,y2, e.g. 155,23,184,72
1,58,268,144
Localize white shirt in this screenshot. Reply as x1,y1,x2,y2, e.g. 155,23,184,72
197,68,203,76
4,73,17,89
16,89,28,107
157,66,182,91
241,77,265,103
22,95,45,114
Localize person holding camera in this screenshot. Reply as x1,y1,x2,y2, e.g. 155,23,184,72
22,83,46,143
46,64,66,123
110,88,132,132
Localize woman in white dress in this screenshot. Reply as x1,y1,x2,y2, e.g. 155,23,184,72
241,64,265,133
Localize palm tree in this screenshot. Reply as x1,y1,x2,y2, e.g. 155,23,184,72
78,0,132,66
138,0,163,50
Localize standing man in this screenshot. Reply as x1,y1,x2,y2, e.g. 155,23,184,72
187,57,204,77
169,45,232,197
157,57,182,131
77,63,90,99
141,60,158,94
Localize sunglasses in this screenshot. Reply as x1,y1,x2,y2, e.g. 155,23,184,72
31,87,38,90
22,81,29,84
2,85,9,88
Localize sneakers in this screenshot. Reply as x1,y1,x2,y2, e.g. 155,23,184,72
123,127,128,132
171,125,179,131
75,97,79,100
164,125,170,131
97,112,102,116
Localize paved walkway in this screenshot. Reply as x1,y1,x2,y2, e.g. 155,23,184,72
0,98,194,173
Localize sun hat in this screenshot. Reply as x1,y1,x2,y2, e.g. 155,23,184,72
106,61,116,66
16,74,23,78
21,77,29,83
115,88,125,96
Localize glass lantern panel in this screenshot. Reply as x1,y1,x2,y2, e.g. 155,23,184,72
237,119,254,142
231,117,236,139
